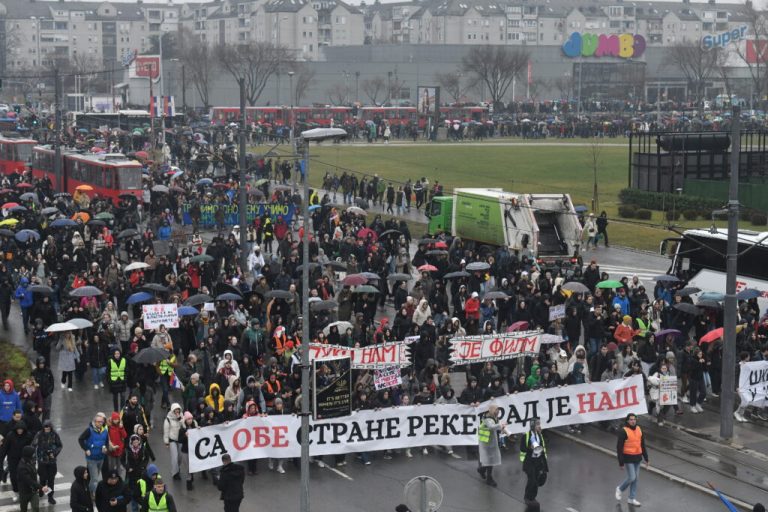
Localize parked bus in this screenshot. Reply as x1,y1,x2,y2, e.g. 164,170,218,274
0,135,36,175
30,146,143,201
661,228,768,309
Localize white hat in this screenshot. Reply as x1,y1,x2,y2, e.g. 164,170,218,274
559,349,567,358
471,292,479,298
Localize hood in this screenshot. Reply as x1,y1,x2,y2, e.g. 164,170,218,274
208,383,221,395
168,403,182,417
146,464,159,478
223,349,233,359
3,379,14,392
246,375,257,385
74,466,89,482
228,375,239,386
19,277,29,286
418,298,428,308
22,445,34,460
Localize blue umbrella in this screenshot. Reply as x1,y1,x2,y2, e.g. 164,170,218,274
196,178,213,186
126,291,153,305
50,218,77,228
699,291,724,302
216,293,243,301
8,205,27,213
15,229,40,242
178,306,199,316
308,204,322,211
737,289,762,300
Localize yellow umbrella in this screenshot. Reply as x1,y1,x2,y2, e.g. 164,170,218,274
76,184,94,192
71,212,90,223
0,218,19,226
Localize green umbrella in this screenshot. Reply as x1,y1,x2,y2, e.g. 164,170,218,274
254,179,269,186
352,285,380,294
596,280,623,289
190,254,214,263
94,212,114,221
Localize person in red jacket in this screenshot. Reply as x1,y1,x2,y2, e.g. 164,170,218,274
614,315,640,345
106,412,127,479
465,291,481,334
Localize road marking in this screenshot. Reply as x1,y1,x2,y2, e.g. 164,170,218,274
323,464,354,481
566,508,580,512
0,483,71,500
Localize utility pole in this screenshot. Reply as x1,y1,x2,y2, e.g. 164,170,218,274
300,136,311,512
111,60,116,113
721,105,740,439
238,78,248,274
181,64,186,117
355,71,360,103
53,68,62,191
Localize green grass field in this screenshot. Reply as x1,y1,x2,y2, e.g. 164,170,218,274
263,140,740,252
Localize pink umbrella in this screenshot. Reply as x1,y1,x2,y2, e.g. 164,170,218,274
418,264,438,272
357,228,378,241
342,274,368,286
507,321,529,332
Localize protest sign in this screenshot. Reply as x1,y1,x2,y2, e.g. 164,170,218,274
142,303,179,330
738,361,768,407
189,375,646,471
549,304,566,322
449,331,541,365
313,357,352,420
659,376,678,405
374,366,402,390
309,341,412,369
181,202,296,227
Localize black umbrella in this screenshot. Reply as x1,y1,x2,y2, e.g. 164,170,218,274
697,300,722,309
0,229,15,237
265,290,293,300
185,293,213,306
215,283,243,297
310,300,338,311
87,219,107,227
379,229,402,239
69,286,103,297
416,239,436,246
325,261,347,271
216,293,243,301
654,274,681,283
117,229,140,240
426,250,448,256
29,285,54,294
673,302,702,315
443,270,470,279
133,347,170,365
387,273,413,282
483,291,509,300
297,262,321,272
142,283,168,293
676,287,701,297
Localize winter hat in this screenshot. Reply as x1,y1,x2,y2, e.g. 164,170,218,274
146,464,159,478
666,351,676,360
753,504,765,512
471,292,479,298
183,411,194,421
623,315,632,322
22,446,34,459
111,412,120,422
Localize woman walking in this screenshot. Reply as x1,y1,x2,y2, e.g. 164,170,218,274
477,404,506,487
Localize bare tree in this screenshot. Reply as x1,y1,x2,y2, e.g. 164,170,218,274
551,75,575,101
714,48,733,99
732,2,768,108
216,42,294,106
326,83,347,106
462,45,529,108
290,63,316,106
388,75,407,104
664,41,720,105
362,76,386,106
179,29,214,109
433,71,478,104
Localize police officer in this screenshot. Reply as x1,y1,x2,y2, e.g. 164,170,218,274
519,418,548,507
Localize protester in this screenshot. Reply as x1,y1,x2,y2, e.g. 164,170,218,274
17,445,48,512
69,466,94,512
32,419,62,505
217,453,245,512
615,413,648,506
520,418,548,506
477,404,505,487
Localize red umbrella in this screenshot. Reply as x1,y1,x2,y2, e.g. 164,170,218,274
699,327,723,345
418,264,437,272
357,228,378,240
342,274,368,286
1,202,19,209
507,321,529,332
15,183,33,188
134,151,149,160
434,241,448,249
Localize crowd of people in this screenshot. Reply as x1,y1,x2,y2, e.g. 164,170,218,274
0,124,766,512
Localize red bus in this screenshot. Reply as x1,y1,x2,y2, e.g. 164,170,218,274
360,106,418,127
210,107,285,126
31,146,143,201
0,135,36,175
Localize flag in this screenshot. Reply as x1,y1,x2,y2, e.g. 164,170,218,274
150,96,175,118
169,372,183,391
709,485,739,512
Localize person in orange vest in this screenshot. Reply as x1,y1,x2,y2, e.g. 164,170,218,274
272,326,288,356
615,413,649,506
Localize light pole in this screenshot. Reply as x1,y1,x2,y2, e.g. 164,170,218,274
387,71,392,105
298,127,347,512
355,71,360,103
288,70,295,139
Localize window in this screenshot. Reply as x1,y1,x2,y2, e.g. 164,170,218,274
40,20,54,30
608,6,622,17
117,167,141,190
508,19,520,27
610,20,620,28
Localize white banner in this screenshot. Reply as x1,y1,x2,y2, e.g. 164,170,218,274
188,375,646,471
449,331,541,365
659,376,678,405
739,361,768,407
309,341,412,369
142,303,179,330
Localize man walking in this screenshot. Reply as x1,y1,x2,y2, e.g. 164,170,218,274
32,420,62,505
17,446,49,512
616,413,648,506
217,454,244,512
520,418,548,507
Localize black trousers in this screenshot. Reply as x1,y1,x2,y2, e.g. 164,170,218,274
224,499,242,512
524,468,539,502
38,462,57,496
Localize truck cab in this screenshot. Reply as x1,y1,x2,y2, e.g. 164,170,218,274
427,196,453,235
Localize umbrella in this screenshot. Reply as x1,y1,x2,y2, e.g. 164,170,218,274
69,286,103,297
0,229,14,237
418,264,438,272
483,291,508,300
676,287,701,296
699,327,724,344
361,272,380,281
117,229,140,240
170,186,186,194
562,281,590,294
41,207,60,215
508,321,529,331
466,262,490,271
135,151,149,160
76,184,94,191
387,273,413,282
133,347,171,365
654,274,681,283
69,318,94,329
325,261,347,271
444,270,470,279
216,293,243,301
87,219,106,228
14,230,39,243
347,206,367,216
673,303,702,315
94,212,114,221
214,283,243,297
254,179,269,186
1,202,19,209
323,320,353,335
51,219,77,228
15,182,32,189
699,292,724,302
654,329,682,339
8,205,26,213
597,280,623,289
342,274,367,286
142,283,169,293
425,250,449,256
310,300,338,311
434,241,448,249
19,192,38,202
353,285,379,294
178,306,200,316
125,262,150,271
265,290,293,300
0,218,19,226
697,300,722,309
737,289,763,300
29,285,53,294
379,229,401,239
296,262,321,272
45,322,79,333
308,205,322,212
190,254,214,263
185,293,214,306
196,178,213,186
152,185,170,193
126,292,153,305
357,227,377,240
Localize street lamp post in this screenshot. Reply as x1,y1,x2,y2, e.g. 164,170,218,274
288,70,295,140
387,71,392,105
355,71,360,103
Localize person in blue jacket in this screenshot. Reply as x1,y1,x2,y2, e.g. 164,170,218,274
0,379,21,435
77,412,109,494
13,277,33,334
611,288,631,317
157,222,172,241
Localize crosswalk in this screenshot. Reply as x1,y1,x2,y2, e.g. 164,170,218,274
598,264,663,284
0,472,70,512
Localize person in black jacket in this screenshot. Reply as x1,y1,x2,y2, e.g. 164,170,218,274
32,420,62,505
95,470,130,512
0,420,34,495
458,377,483,406
17,445,48,512
31,358,55,421
217,454,244,512
70,466,94,512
